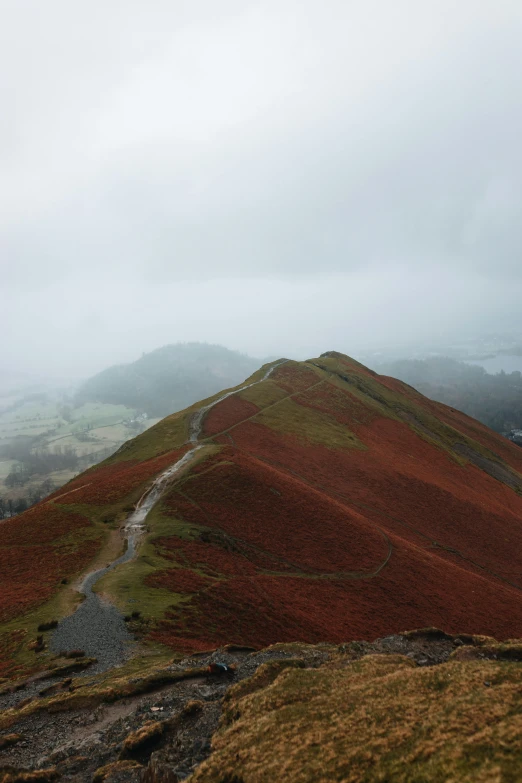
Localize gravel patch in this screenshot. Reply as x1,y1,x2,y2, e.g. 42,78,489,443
50,540,138,674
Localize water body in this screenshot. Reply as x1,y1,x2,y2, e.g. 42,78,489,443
464,355,522,375
51,360,286,669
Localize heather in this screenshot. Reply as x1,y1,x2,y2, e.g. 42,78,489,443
3,353,522,675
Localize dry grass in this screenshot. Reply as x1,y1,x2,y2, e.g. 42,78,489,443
189,654,522,783
0,770,58,783
122,721,164,754
450,642,522,662
0,664,206,731
93,760,143,782
221,659,305,724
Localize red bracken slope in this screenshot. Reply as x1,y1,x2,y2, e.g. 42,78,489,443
143,352,522,651
3,351,522,670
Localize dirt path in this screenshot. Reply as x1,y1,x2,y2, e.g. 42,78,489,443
49,361,288,669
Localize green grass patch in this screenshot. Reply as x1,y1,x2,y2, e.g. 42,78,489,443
93,505,200,619
239,379,293,409
310,355,522,476
254,396,365,451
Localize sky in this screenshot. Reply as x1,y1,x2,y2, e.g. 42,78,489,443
2,0,522,379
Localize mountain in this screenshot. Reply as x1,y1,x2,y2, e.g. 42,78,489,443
375,355,522,434
2,351,522,780
2,350,522,679
75,343,261,418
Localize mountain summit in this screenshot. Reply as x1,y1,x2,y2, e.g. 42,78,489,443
2,352,522,676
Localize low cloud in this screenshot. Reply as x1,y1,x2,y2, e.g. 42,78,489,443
2,1,522,375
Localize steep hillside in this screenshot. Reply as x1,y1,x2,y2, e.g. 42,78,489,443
1,633,521,782
2,351,522,677
76,343,260,417
191,638,522,783
375,355,522,433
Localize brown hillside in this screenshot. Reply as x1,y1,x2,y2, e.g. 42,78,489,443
2,352,522,673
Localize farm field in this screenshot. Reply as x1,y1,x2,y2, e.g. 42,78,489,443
0,394,143,510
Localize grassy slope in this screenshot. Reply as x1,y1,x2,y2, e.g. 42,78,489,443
100,355,522,652
3,354,522,674
189,648,522,783
0,366,274,675
132,355,522,652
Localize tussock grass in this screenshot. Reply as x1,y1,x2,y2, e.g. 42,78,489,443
93,760,143,782
122,721,164,755
0,769,58,783
221,659,305,725
451,643,522,661
189,654,522,783
0,663,206,731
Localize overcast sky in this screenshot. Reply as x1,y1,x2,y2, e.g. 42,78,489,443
2,0,522,378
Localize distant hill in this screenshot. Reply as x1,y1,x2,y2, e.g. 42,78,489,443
3,351,522,783
76,343,261,417
375,356,522,434
4,349,522,674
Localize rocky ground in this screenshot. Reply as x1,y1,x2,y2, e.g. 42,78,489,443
0,629,499,783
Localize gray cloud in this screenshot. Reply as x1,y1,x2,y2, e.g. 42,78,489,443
2,1,522,375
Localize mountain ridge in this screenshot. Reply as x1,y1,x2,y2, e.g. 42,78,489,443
2,352,522,679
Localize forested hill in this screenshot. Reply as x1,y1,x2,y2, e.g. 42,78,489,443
375,356,522,434
76,343,260,417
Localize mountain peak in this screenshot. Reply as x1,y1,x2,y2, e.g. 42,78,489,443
2,352,522,678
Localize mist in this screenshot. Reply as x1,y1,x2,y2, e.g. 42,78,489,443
2,0,522,379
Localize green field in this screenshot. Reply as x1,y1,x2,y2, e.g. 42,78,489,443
0,400,138,443
0,397,147,505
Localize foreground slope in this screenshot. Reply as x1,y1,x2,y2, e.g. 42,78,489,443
2,351,522,674
1,632,521,782
190,640,522,783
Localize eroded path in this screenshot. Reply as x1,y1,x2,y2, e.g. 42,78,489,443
0,631,484,782
50,361,287,668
